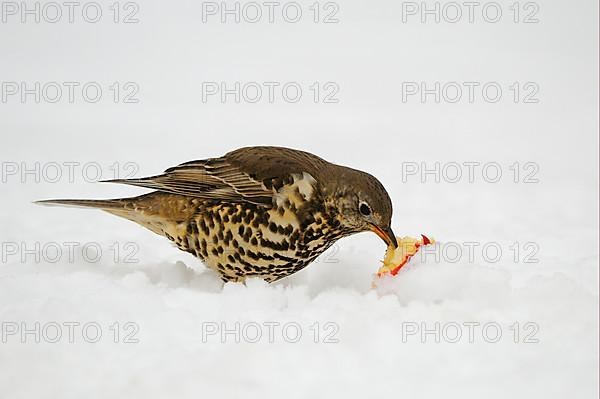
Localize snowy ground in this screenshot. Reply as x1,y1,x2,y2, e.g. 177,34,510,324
1,0,598,398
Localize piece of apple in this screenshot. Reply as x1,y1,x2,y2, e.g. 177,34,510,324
376,234,435,277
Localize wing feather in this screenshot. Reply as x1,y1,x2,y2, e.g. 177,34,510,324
103,147,328,206
104,157,274,205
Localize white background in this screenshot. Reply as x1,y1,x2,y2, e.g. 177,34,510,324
0,1,598,398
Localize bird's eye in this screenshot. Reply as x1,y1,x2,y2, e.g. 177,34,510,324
359,201,372,216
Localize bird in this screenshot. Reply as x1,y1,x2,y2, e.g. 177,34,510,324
36,146,398,283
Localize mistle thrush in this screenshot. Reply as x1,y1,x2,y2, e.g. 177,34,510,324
37,146,398,282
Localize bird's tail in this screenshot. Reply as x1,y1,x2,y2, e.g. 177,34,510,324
34,193,177,237
34,198,125,210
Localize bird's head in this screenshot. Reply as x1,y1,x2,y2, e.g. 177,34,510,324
325,166,398,248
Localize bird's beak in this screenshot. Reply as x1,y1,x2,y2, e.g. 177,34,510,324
370,224,398,248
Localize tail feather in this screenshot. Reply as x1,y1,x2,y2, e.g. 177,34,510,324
35,193,197,239
34,198,123,210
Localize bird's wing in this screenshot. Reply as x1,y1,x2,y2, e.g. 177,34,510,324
104,157,273,205
104,147,329,206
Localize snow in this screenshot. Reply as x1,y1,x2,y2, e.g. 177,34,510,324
1,0,598,397
1,240,597,398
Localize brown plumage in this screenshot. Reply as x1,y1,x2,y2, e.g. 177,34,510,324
36,146,397,282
